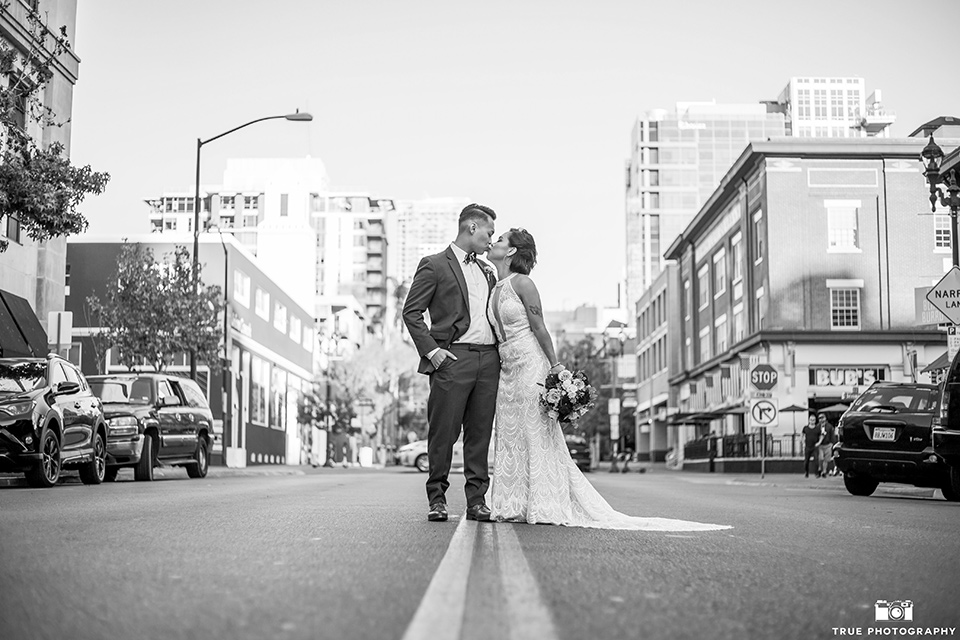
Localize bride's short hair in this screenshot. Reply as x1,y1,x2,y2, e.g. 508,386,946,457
508,228,537,275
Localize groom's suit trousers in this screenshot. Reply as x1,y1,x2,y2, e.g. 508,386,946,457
426,343,500,508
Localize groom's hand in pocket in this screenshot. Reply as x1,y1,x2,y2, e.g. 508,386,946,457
430,349,458,370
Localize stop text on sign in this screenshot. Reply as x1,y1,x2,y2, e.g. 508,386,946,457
752,370,777,385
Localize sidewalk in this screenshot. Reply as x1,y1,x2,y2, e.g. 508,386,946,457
593,461,939,498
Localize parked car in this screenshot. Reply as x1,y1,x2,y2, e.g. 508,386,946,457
0,355,107,487
396,439,465,472
87,373,214,481
933,350,960,499
565,434,591,471
834,381,955,500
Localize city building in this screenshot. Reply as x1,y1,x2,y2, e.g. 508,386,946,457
766,77,896,139
65,234,316,468
624,101,787,309
391,197,470,285
0,0,80,339
658,136,948,469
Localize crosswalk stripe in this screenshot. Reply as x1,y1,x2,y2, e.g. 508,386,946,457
401,517,477,640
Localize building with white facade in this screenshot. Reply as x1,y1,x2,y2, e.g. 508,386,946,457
391,197,470,285
768,77,896,139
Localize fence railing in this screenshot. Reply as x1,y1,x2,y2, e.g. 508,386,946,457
683,434,806,460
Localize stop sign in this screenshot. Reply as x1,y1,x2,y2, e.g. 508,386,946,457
750,364,778,390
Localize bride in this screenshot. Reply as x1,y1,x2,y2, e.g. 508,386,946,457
484,227,730,532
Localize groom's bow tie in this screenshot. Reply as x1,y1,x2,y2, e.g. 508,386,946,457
463,252,477,265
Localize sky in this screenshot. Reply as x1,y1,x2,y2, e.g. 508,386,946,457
69,0,960,311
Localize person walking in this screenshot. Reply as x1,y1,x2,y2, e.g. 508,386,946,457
817,414,838,478
802,413,820,478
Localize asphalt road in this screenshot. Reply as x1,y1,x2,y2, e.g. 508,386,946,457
1,467,958,640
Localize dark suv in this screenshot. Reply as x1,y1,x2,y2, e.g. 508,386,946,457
933,351,960,499
87,373,214,481
834,381,955,500
0,355,107,487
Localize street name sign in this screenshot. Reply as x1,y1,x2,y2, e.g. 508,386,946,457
750,398,779,428
926,266,960,325
750,364,778,391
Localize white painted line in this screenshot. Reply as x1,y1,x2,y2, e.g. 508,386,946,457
495,525,560,640
401,517,477,640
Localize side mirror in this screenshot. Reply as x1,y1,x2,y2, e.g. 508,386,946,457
55,381,81,395
158,396,181,408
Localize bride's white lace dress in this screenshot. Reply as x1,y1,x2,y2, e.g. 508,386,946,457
487,273,730,532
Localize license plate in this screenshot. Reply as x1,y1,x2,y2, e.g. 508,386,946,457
872,427,896,442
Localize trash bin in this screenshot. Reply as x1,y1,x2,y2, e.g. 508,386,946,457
358,446,374,467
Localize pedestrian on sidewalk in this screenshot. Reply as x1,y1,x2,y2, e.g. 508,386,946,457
802,413,820,478
817,414,838,478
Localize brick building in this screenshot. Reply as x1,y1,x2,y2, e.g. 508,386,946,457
654,137,950,468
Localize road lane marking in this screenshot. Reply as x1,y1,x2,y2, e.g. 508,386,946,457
493,524,560,640
401,517,477,640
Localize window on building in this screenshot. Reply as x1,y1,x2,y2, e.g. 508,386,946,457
302,327,314,351
280,194,288,217
755,287,765,330
753,211,764,263
733,303,744,343
697,266,709,309
233,270,250,308
270,366,286,430
731,232,743,282
699,326,711,363
648,170,659,187
244,195,258,210
2,214,21,244
255,288,270,320
647,147,659,164
797,90,811,119
289,315,302,342
250,356,268,425
713,249,726,298
221,195,235,209
715,315,728,354
684,279,691,320
830,287,861,330
814,89,827,118
648,192,660,209
826,200,860,251
685,336,692,369
935,213,952,251
274,302,287,333
830,90,843,119
648,122,659,142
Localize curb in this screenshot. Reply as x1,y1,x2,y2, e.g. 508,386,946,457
0,464,308,488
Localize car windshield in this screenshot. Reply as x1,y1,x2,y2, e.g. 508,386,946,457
850,386,939,414
89,378,154,405
0,362,46,394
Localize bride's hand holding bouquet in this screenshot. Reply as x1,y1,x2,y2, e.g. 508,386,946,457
539,364,598,424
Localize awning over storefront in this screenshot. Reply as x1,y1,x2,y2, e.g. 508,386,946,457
922,351,950,373
0,290,47,357
667,405,747,425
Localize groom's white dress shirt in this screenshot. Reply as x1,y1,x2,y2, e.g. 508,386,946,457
426,243,495,360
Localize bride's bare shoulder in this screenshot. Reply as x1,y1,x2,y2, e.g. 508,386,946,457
511,273,537,293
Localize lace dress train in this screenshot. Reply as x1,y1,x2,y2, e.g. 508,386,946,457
487,274,730,532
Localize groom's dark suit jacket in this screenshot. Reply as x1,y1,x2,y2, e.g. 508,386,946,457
402,246,497,375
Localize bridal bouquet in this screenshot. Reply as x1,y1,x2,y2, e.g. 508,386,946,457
539,365,598,424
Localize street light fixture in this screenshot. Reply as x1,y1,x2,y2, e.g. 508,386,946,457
921,134,960,268
189,110,313,380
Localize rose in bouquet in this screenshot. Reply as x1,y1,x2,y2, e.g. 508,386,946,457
539,365,598,424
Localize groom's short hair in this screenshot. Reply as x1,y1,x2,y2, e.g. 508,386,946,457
458,203,496,229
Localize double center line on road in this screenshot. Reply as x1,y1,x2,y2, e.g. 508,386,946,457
401,516,560,640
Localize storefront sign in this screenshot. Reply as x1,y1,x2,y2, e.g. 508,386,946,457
915,286,942,326
808,367,884,387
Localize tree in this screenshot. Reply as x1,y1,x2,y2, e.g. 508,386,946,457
0,3,109,251
87,243,222,372
556,336,612,440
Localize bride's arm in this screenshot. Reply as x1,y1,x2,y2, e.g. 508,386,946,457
513,275,560,368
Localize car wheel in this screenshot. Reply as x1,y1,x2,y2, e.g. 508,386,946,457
134,434,154,482
942,466,960,502
186,438,209,479
79,431,106,485
843,472,878,497
415,454,429,473
104,467,120,482
25,429,62,488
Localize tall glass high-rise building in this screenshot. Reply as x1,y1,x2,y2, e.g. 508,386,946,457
624,101,786,310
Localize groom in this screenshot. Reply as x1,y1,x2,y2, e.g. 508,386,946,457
402,203,500,522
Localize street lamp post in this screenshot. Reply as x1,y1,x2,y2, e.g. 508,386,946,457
922,134,960,268
210,226,231,460
189,110,313,380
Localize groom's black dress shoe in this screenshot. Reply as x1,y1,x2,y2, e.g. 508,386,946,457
428,503,448,522
466,503,492,522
